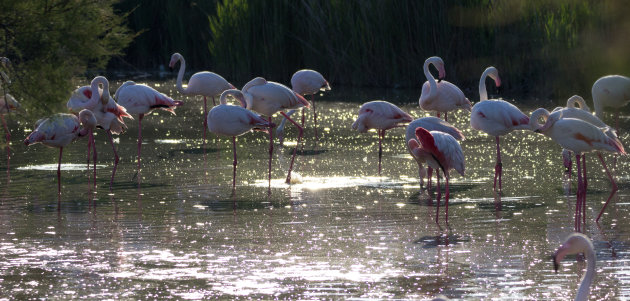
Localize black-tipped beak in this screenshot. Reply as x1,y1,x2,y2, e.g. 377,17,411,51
534,129,541,133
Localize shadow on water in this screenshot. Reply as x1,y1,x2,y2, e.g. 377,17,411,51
414,234,471,248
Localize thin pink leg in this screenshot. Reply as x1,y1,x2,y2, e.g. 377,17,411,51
92,131,97,189
575,154,582,231
107,130,119,191
2,114,9,174
137,114,144,186
435,169,441,223
596,153,619,222
203,96,207,148
301,108,305,128
427,167,433,191
436,112,440,119
445,174,450,223
232,136,237,190
212,96,216,106
582,154,587,224
378,129,383,176
268,116,274,188
280,111,303,184
417,162,424,189
444,112,448,122
311,94,318,140
87,131,92,179
494,136,502,191
58,147,63,210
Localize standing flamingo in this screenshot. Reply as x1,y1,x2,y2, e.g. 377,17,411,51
169,53,234,149
242,77,310,185
553,233,595,301
408,127,465,223
67,76,133,189
24,110,97,207
0,57,19,173
405,117,463,189
419,56,471,121
470,67,530,192
207,89,275,190
352,100,413,175
592,75,630,131
530,108,625,226
277,69,331,144
115,81,183,184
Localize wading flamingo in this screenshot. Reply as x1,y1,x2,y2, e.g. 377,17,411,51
0,57,19,173
207,89,275,190
24,110,97,208
592,75,630,131
419,56,471,122
169,53,234,149
277,69,331,144
67,76,133,189
405,116,463,189
408,127,465,223
352,100,413,175
530,108,625,227
242,77,310,185
553,233,595,301
115,81,183,184
470,67,530,192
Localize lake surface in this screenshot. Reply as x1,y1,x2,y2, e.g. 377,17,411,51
0,80,629,300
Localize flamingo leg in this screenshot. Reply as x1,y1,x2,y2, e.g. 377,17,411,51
87,131,92,179
58,147,63,210
377,129,383,175
280,111,303,184
137,114,144,185
268,116,274,188
232,136,237,190
596,153,619,222
311,94,318,140
427,167,433,191
203,96,207,151
444,112,448,122
417,162,424,189
107,130,119,191
494,136,503,192
92,131,97,189
301,108,305,128
435,169,441,223
582,154,587,224
1,114,9,172
575,154,582,232
445,174,450,223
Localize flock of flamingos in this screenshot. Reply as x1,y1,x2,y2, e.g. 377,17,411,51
1,53,629,300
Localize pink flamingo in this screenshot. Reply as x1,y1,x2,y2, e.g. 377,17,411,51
276,69,331,143
242,77,310,185
553,233,595,301
405,116,463,189
67,76,133,189
169,53,235,149
470,66,530,192
530,108,625,226
419,56,471,121
592,75,630,131
115,81,183,183
0,57,19,173
408,127,465,223
352,100,413,175
207,89,275,189
24,110,97,207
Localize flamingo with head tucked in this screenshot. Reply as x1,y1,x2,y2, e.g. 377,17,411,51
530,108,625,226
277,69,331,144
405,116,463,189
470,67,530,192
592,75,630,131
115,81,183,184
208,89,275,190
408,127,465,223
419,56,471,122
242,77,310,185
553,233,596,301
169,53,235,149
24,110,97,207
352,100,413,175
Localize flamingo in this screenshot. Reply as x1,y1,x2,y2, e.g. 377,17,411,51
470,67,530,192
553,233,595,301
277,69,331,144
408,127,465,223
207,89,275,190
0,57,19,172
24,109,97,207
169,53,235,149
591,75,630,131
242,77,310,185
419,56,471,121
352,100,413,175
405,117,463,189
67,76,133,189
115,81,183,183
530,108,625,226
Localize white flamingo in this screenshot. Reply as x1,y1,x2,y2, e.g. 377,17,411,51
419,56,471,121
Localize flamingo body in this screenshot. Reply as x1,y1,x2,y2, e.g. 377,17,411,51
419,56,471,116
115,81,182,115
291,69,331,95
207,91,273,137
243,77,310,117
470,100,530,136
352,101,413,133
591,75,630,119
169,53,234,97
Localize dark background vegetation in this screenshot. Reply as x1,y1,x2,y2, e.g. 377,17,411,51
2,0,630,114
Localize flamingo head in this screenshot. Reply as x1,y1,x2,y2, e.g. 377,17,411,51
78,109,97,136
168,53,182,69
486,66,501,87
553,233,594,272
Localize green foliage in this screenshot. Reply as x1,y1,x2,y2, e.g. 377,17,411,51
0,0,133,116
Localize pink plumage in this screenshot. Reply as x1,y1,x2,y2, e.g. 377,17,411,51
419,56,471,119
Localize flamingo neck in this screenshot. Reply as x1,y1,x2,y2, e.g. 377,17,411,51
576,249,596,301
88,79,102,108
529,108,550,132
423,60,438,100
220,89,246,108
593,101,604,120
479,69,491,101
175,55,187,95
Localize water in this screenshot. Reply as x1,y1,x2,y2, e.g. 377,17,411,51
0,80,629,299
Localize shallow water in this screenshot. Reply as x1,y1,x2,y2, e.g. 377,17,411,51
1,80,629,299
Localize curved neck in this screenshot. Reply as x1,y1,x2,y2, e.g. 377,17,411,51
529,108,549,131
594,101,604,120
567,95,590,112
220,89,246,108
423,60,437,100
175,55,186,94
479,70,490,101
91,76,110,105
576,250,596,301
